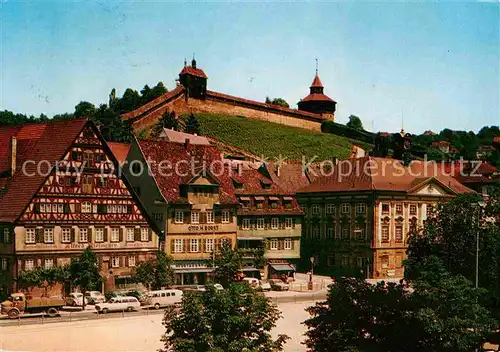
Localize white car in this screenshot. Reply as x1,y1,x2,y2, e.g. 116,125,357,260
268,279,290,291
258,280,272,291
242,277,259,288
84,291,105,304
65,293,87,307
95,296,140,313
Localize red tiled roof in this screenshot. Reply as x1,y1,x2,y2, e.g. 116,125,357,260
494,136,500,143
108,142,131,164
311,75,323,88
231,163,302,215
0,119,88,222
135,139,238,204
160,129,210,146
298,157,473,195
300,93,336,103
121,85,185,121
206,90,324,121
179,66,208,79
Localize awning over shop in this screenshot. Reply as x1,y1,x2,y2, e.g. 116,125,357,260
241,266,259,272
238,237,264,241
270,264,296,272
173,268,214,273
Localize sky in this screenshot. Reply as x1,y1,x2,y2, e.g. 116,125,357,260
0,1,499,134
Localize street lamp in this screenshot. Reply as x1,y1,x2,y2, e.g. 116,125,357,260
475,201,487,289
308,256,314,290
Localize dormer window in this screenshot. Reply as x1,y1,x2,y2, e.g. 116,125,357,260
269,196,279,209
283,196,293,209
239,197,250,209
254,196,265,209
260,179,272,189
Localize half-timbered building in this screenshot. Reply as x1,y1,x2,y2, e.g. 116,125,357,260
0,119,159,296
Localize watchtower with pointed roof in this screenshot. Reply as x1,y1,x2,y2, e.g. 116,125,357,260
298,70,337,121
179,57,208,99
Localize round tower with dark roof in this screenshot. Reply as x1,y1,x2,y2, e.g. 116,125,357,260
298,71,337,121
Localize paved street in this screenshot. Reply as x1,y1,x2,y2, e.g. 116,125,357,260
0,300,318,352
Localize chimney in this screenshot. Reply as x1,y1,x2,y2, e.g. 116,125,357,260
9,136,17,176
184,138,191,151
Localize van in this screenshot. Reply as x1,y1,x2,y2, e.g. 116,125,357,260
147,289,183,309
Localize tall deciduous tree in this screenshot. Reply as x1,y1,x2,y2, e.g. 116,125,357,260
160,283,289,352
346,115,364,130
265,97,290,108
93,104,133,142
133,251,174,290
184,113,201,135
405,190,500,318
74,101,97,119
69,247,103,309
303,275,495,352
210,241,244,286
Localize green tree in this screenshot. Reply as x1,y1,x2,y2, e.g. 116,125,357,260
346,115,364,130
69,247,103,309
93,104,133,142
74,101,97,119
265,97,290,108
152,110,179,137
303,275,495,352
184,113,201,135
405,191,500,317
160,283,289,352
16,266,70,292
133,251,174,290
209,241,244,286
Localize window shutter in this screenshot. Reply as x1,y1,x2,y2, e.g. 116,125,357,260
75,203,81,213
148,229,153,242
214,208,221,223
229,209,234,223
291,239,295,250
7,227,13,243
278,240,284,250
183,239,188,252
127,205,133,214
88,227,93,242
185,211,191,224
200,239,205,253
63,204,70,214
264,218,269,230
119,228,123,242
170,240,175,254
0,229,4,243
265,239,270,250
292,218,296,229
34,203,40,214
215,238,220,251
104,228,109,242
71,228,76,242
134,228,140,241
200,212,207,224
35,228,43,243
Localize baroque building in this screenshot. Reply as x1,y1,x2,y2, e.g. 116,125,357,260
121,59,336,132
0,120,159,296
296,157,473,279
123,137,239,285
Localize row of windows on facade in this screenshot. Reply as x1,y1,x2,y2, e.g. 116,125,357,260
307,203,366,216
325,255,367,268
238,197,294,210
381,203,433,217
306,225,367,241
170,237,294,253
35,202,133,215
24,227,150,244
241,217,295,230
170,210,232,224
70,150,107,165
21,255,137,271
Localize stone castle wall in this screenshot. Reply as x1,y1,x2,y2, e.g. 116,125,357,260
132,93,323,132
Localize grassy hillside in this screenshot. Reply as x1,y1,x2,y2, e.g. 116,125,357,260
184,113,358,161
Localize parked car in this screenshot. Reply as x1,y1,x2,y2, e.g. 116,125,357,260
147,289,183,309
268,279,290,291
65,293,87,307
242,277,259,289
213,284,224,291
95,296,140,314
258,280,272,291
84,291,105,305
